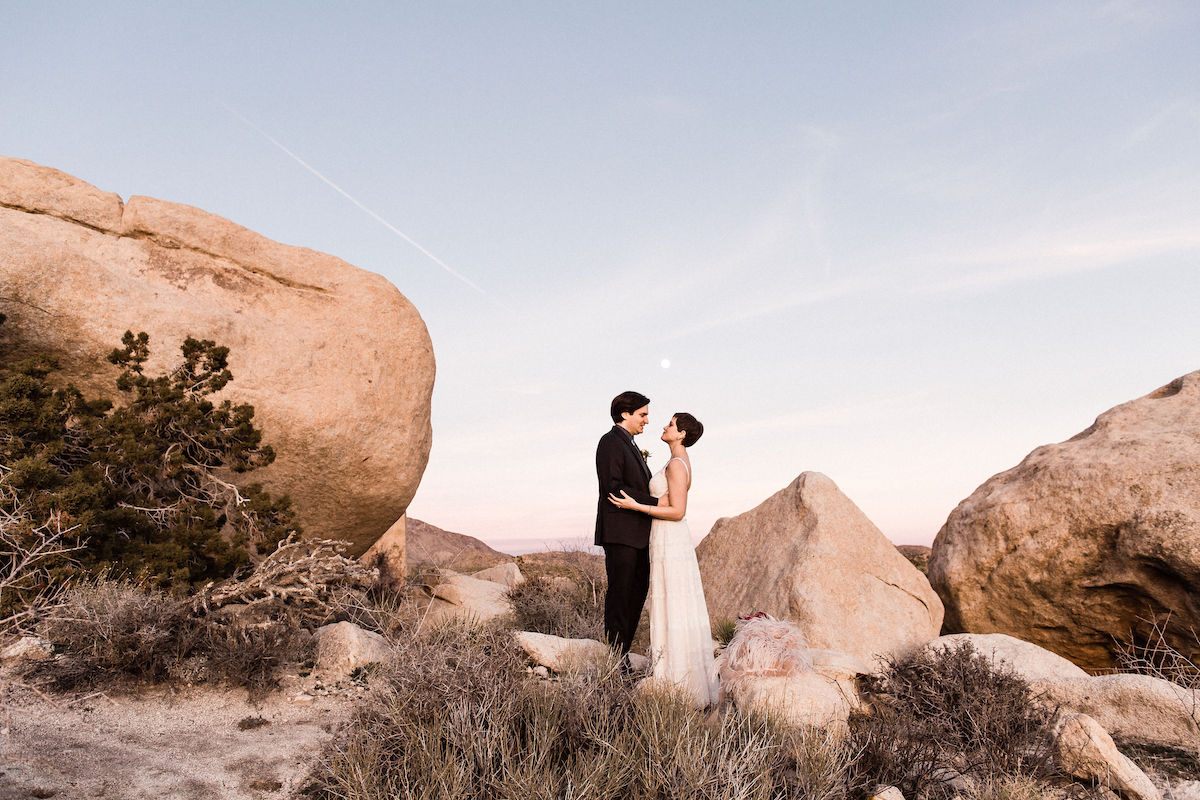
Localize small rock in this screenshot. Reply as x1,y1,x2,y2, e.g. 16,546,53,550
513,631,612,672
1054,713,1161,800
312,621,391,678
428,572,513,622
533,665,550,678
237,716,269,731
471,562,525,588
1165,780,1200,800
0,636,53,665
727,671,859,728
870,786,904,800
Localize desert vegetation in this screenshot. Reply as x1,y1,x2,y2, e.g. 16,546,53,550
297,569,1084,800
16,536,373,695
0,316,297,608
304,618,862,800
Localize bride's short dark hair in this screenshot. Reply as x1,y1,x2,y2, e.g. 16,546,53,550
610,390,650,424
673,412,703,447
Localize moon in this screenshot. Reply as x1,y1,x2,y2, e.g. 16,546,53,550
660,358,671,369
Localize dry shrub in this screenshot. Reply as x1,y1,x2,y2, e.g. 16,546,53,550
28,578,310,694
307,621,859,800
964,774,1063,800
849,641,1062,800
1111,615,1200,778
1114,613,1200,690
506,574,605,640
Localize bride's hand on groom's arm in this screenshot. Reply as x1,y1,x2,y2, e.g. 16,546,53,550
608,490,643,512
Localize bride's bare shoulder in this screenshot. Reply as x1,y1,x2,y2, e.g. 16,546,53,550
665,456,692,479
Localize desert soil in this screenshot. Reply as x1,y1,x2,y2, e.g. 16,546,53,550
0,676,356,800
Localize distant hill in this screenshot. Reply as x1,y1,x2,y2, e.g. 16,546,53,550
406,518,512,571
896,544,931,575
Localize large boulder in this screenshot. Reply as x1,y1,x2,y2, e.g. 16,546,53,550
928,371,1200,671
0,156,434,554
697,472,944,667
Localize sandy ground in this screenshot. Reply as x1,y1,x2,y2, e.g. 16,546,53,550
0,676,356,800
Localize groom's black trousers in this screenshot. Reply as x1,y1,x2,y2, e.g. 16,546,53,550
603,543,650,657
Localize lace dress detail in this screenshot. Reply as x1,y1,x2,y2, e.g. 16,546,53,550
645,458,719,707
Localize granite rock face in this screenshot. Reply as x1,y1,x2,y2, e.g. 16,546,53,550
697,472,943,667
0,156,435,554
929,371,1200,670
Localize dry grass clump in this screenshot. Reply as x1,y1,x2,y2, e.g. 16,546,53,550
505,574,605,640
27,578,310,694
505,549,607,640
306,621,859,800
711,616,738,648
22,537,378,693
849,641,1063,800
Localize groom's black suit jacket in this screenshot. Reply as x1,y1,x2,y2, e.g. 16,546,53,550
594,425,658,548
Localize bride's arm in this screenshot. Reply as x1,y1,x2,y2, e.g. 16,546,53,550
608,461,688,521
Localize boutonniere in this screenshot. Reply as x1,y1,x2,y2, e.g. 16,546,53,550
640,449,651,462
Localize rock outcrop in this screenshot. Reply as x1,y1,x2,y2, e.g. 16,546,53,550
0,156,435,554
697,472,943,667
928,371,1200,671
472,562,525,588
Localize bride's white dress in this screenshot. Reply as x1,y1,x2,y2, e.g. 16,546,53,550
645,458,719,707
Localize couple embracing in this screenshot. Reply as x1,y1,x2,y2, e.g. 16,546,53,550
594,390,719,707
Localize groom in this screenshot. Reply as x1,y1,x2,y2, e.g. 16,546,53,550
595,390,660,665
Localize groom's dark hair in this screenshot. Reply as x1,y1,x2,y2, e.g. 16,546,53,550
674,412,704,447
610,391,650,424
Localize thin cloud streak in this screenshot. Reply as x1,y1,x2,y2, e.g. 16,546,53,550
663,225,1200,341
221,103,485,294
910,230,1200,295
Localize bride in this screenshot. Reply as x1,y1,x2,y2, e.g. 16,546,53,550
608,412,719,707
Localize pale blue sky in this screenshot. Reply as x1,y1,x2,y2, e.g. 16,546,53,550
3,2,1198,549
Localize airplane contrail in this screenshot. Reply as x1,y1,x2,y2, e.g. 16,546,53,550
222,103,485,294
